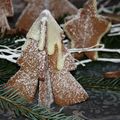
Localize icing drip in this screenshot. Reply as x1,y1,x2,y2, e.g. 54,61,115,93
38,17,47,50
26,10,65,70
46,10,65,70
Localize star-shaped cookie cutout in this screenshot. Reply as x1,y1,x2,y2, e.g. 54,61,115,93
16,0,78,33
64,0,111,60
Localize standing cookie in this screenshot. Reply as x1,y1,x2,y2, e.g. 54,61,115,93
64,0,111,60
7,10,88,107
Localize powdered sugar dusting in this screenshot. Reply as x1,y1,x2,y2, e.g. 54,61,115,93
7,38,88,106
7,39,39,102
7,9,88,106
64,0,111,60
48,45,88,106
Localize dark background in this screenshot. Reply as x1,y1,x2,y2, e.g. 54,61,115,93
0,0,120,120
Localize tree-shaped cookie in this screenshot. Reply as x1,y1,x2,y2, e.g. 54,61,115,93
27,9,88,106
7,10,88,107
16,0,78,32
0,0,14,32
64,0,111,60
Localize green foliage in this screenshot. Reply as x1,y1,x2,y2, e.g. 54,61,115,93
77,76,120,91
0,34,23,84
0,85,80,120
0,59,19,84
0,35,82,120
0,33,120,119
0,34,24,48
102,35,120,49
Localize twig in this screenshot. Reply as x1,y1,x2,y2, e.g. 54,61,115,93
110,27,120,33
15,38,26,43
0,54,20,63
0,37,120,65
108,32,120,36
69,47,120,54
98,6,113,14
63,39,69,44
108,24,120,36
98,2,120,14
76,58,120,66
111,24,120,28
0,44,21,63
0,45,21,53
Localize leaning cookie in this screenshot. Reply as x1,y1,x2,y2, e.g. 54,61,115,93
64,0,111,60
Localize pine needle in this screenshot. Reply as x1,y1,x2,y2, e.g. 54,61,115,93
0,85,80,120
77,76,120,91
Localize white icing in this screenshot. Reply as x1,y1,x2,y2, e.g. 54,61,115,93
26,9,65,70
38,17,47,50
26,16,41,41
46,10,65,70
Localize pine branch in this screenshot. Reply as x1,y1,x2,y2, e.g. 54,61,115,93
75,58,120,66
0,59,18,84
77,76,120,91
0,85,81,120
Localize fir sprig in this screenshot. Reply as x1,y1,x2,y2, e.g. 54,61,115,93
0,31,120,120
0,85,80,120
77,76,120,91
